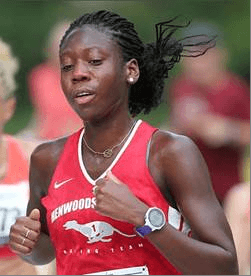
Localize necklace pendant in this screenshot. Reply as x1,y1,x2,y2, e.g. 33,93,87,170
103,149,113,158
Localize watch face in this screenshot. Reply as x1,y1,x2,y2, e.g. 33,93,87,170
149,208,165,228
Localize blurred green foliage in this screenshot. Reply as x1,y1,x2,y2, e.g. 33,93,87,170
1,0,249,133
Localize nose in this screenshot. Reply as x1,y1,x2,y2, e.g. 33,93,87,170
72,62,91,82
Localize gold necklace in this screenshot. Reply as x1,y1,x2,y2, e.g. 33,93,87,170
83,120,136,158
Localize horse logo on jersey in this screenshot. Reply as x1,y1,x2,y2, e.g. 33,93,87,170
63,220,136,243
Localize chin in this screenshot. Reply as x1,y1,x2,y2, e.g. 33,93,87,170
75,109,99,123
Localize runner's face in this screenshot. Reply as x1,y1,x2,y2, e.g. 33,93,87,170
60,26,129,122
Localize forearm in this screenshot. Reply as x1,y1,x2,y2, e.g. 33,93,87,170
21,232,55,266
147,224,238,275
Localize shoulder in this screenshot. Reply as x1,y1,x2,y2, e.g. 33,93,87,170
153,129,206,176
31,136,68,168
27,137,68,201
31,128,82,168
149,129,212,205
30,137,68,186
151,129,198,161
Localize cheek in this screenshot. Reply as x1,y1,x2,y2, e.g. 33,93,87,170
101,77,123,102
103,66,125,90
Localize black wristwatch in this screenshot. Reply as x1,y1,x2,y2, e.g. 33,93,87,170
135,207,166,237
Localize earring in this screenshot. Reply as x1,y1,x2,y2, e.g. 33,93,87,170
128,77,134,84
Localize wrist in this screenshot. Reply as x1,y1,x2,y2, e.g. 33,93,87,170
132,205,149,227
135,207,166,238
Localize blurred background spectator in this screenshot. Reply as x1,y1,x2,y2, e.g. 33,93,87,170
168,22,250,205
0,37,37,275
224,181,250,275
19,20,82,141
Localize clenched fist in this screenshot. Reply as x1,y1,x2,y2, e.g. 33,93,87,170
9,209,41,256
94,171,148,226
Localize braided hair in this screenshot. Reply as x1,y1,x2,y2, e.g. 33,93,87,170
60,10,215,115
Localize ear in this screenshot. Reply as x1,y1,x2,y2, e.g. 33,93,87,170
3,97,16,123
125,58,140,85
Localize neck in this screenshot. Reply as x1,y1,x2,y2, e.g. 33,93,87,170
84,115,135,153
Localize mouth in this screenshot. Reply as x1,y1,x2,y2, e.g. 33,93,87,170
73,90,96,105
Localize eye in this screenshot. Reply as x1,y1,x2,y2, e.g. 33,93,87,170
61,64,74,72
89,59,102,66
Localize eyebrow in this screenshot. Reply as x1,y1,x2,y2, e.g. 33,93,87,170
60,46,107,57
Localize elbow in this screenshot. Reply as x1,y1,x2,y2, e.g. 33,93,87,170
197,247,239,275
228,253,239,275
217,250,238,275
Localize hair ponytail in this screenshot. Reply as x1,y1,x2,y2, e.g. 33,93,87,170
130,17,216,115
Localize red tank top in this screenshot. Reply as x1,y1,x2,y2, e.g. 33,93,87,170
0,135,29,258
42,120,190,275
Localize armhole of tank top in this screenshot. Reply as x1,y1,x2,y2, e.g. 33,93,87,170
146,131,179,211
46,135,73,193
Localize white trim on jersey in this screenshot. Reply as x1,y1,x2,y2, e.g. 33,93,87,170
78,120,142,185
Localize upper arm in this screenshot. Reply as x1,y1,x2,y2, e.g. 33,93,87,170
149,131,235,251
27,138,66,235
27,144,53,235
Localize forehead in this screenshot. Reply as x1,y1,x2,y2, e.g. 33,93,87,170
60,26,118,55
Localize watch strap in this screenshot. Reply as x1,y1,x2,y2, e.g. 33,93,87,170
135,225,152,238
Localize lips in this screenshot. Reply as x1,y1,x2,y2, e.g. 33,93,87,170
73,89,96,105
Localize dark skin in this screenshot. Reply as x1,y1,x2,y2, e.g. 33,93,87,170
9,26,238,274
